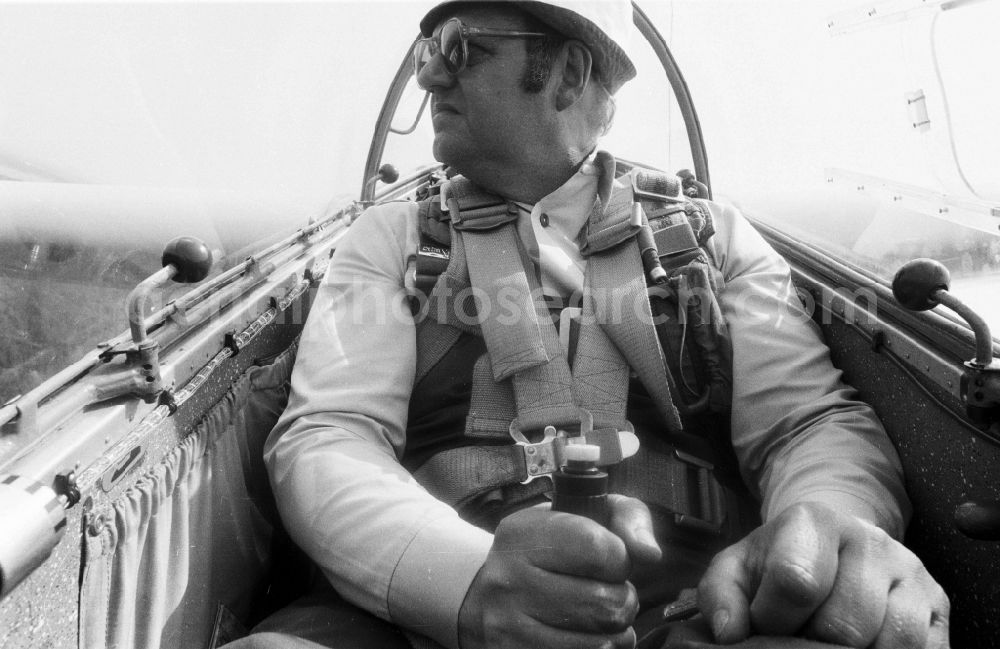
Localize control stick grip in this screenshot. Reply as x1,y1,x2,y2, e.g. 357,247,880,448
551,443,609,527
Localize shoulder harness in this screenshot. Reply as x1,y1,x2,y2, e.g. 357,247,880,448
404,156,742,541
409,161,730,417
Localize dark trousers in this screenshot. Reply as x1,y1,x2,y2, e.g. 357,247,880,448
219,579,412,649
220,542,713,649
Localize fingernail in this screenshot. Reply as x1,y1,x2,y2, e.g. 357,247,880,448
712,609,730,640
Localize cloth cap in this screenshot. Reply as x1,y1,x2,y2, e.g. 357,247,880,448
419,0,637,94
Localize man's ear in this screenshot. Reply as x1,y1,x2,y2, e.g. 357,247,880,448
555,40,593,111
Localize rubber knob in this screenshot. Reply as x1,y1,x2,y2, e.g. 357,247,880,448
161,236,213,283
892,258,951,311
378,163,399,185
954,500,1000,541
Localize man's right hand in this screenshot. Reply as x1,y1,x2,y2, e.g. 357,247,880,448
457,495,661,649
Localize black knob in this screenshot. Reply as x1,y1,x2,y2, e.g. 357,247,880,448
892,258,951,311
954,500,1000,541
161,236,212,283
378,163,399,185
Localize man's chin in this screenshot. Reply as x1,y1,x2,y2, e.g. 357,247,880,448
432,138,469,176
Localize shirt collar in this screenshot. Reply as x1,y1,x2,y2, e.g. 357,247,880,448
515,151,600,238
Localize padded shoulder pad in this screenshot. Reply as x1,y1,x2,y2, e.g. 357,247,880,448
417,195,453,247
632,168,683,199
632,168,715,246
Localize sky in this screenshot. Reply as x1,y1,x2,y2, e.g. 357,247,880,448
0,1,997,242
0,0,997,376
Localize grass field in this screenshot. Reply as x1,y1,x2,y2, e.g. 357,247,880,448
0,241,159,404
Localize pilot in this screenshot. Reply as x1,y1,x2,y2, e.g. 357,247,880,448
228,1,950,648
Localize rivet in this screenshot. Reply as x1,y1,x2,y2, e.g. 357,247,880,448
87,515,105,536
539,213,550,227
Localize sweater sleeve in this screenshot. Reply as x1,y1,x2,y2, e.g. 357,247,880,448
264,202,492,649
707,201,911,538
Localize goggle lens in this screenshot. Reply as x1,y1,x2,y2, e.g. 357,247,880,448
412,18,546,80
439,20,465,72
413,19,465,77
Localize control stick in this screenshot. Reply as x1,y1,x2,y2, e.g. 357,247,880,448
892,258,1000,541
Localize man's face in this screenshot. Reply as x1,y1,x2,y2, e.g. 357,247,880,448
416,5,556,179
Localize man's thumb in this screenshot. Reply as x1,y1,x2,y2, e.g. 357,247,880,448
607,494,662,564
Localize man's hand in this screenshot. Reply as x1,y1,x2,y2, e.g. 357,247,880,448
458,495,661,649
697,502,950,648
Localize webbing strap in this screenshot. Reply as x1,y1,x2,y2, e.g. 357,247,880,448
414,435,724,529
442,178,517,230
415,444,527,508
589,239,684,432
421,160,687,450
459,226,553,378
425,224,479,335
414,318,463,386
413,428,633,508
574,275,630,429
579,154,643,255
476,224,581,430
456,217,639,438
608,446,726,534
462,324,631,442
444,171,683,436
464,354,515,441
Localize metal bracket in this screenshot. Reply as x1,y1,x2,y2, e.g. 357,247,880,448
672,449,726,534
509,409,594,484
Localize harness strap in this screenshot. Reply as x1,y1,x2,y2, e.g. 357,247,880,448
421,166,687,435
460,226,550,377
461,224,585,433
414,318,463,386
460,216,653,435
609,445,726,535
579,151,644,255
460,311,633,443
440,178,518,229
463,353,515,440
415,433,726,535
413,229,451,304
571,300,630,429
424,219,479,335
415,444,526,508
589,234,684,432
414,428,638,509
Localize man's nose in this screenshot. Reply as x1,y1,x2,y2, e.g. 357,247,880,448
416,53,455,91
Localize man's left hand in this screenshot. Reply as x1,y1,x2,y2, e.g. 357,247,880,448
696,501,950,648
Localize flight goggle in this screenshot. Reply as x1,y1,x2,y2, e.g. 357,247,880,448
413,18,547,77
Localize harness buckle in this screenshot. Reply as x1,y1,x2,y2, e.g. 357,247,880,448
672,449,726,534
509,408,594,484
